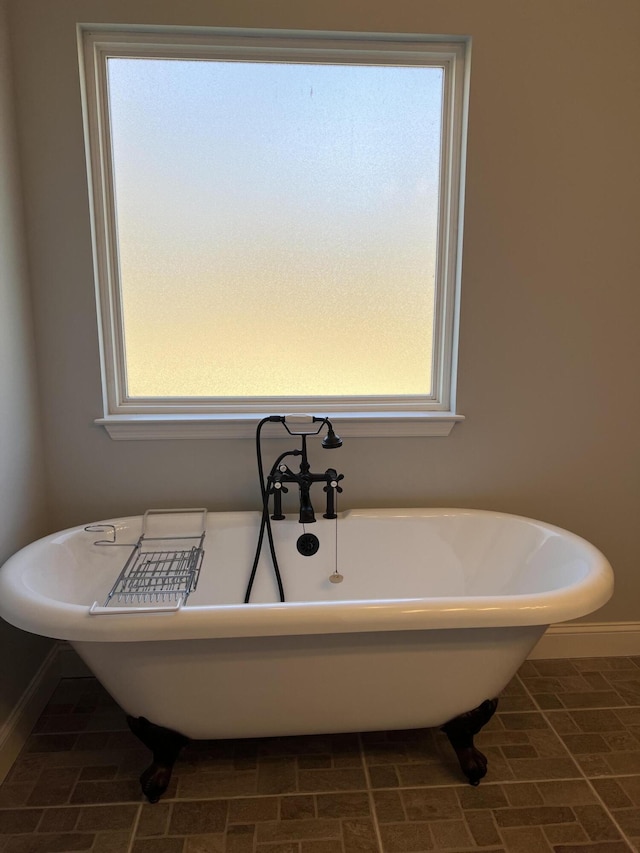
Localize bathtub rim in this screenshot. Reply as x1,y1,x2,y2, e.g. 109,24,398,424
0,507,614,643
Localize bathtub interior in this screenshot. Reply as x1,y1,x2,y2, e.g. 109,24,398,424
18,509,596,609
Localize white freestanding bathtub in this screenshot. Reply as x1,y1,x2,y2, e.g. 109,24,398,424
0,508,613,743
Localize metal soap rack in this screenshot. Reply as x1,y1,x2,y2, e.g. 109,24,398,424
87,508,207,615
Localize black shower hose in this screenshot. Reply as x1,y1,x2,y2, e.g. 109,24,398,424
244,416,296,604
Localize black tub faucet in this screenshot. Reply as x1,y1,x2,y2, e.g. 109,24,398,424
246,415,344,604
265,415,344,523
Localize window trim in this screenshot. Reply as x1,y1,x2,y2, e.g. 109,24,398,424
78,26,470,438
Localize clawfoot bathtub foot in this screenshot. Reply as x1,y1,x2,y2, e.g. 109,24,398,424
440,698,499,786
126,715,190,803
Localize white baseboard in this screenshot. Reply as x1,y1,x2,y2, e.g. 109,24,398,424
0,642,90,784
529,621,640,659
0,644,61,783
1,625,639,784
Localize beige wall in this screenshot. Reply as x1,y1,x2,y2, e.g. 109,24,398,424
0,0,53,730
6,0,640,624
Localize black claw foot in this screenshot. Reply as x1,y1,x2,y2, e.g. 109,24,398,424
127,715,190,803
441,698,499,786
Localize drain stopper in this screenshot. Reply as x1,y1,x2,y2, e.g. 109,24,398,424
297,533,320,557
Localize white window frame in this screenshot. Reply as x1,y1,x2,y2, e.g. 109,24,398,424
78,26,470,439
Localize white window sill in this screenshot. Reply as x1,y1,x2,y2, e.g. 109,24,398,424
95,412,464,440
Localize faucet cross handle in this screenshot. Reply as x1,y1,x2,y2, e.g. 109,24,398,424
269,472,288,520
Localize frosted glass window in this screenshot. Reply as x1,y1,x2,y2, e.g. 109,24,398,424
106,59,443,398
80,29,468,429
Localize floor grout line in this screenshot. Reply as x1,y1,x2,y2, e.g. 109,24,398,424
357,731,386,853
126,802,143,853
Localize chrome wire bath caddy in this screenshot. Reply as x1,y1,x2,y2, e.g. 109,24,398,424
87,509,207,615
